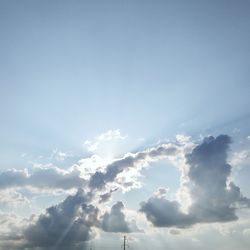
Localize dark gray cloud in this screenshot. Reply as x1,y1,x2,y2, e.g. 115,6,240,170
0,169,27,189
140,196,195,228
140,135,250,228
0,143,178,193
89,156,137,190
186,135,247,223
0,143,178,249
0,166,86,190
99,188,119,203
89,144,178,190
3,134,250,250
101,201,141,233
24,189,98,248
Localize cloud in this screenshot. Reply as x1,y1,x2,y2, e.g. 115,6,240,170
24,189,98,248
89,143,178,190
0,169,28,189
101,202,141,233
2,134,250,249
0,189,29,208
78,155,112,179
176,134,191,145
186,135,249,222
50,149,73,161
99,188,118,203
140,135,250,228
0,165,86,190
97,129,127,141
0,139,183,194
243,228,250,237
140,195,195,228
169,229,181,235
230,150,250,168
84,141,99,152
84,129,127,152
0,212,33,250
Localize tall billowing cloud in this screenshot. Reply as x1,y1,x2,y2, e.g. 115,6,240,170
101,201,141,233
140,135,250,228
186,135,248,223
24,189,98,248
101,202,130,232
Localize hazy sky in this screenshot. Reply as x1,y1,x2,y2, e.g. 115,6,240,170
0,1,250,250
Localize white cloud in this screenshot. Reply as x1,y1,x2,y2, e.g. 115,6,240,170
176,134,191,144
78,155,112,179
84,129,127,152
230,150,250,168
50,149,73,161
0,189,30,208
97,129,127,141
84,141,99,152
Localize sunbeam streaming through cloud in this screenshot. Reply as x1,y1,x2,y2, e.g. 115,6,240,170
1,1,250,250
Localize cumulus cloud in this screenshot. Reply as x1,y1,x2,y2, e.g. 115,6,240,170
0,169,28,189
24,189,98,248
2,133,250,249
101,202,141,233
1,192,141,249
89,143,178,190
186,135,249,222
0,165,86,190
0,212,34,250
140,135,250,228
0,189,99,250
0,189,29,208
140,195,195,228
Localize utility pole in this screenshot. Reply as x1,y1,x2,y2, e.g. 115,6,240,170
122,235,128,250
123,236,126,250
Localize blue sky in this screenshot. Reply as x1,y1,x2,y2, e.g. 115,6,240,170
0,1,250,250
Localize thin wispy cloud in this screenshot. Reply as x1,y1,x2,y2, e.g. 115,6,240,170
84,129,127,152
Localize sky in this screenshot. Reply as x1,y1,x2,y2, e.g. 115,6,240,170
0,0,250,249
